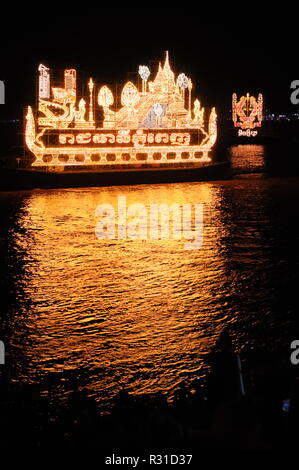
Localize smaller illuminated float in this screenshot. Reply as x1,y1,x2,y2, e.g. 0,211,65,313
26,53,217,169
232,93,263,137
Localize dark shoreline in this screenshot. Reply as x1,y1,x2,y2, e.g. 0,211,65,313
0,161,231,191
0,348,297,451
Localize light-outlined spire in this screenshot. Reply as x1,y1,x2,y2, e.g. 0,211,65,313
164,50,170,70
154,61,164,83
163,50,175,85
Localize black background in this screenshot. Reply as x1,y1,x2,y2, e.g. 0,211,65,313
0,6,297,120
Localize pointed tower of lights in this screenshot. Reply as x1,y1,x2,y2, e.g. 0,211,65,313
88,78,95,127
163,51,175,92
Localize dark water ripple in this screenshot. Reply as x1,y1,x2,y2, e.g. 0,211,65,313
0,145,298,408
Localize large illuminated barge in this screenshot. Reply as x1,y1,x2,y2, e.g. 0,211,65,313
25,53,217,172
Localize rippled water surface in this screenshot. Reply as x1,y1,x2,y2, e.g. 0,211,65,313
1,145,298,408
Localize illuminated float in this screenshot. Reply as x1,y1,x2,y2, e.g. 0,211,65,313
232,93,263,137
25,53,217,169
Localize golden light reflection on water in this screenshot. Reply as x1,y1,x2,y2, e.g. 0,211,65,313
4,161,292,407
9,182,232,403
229,145,265,172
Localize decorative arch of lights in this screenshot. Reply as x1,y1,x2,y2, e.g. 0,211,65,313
26,53,217,168
232,93,263,137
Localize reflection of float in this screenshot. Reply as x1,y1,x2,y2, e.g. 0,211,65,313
25,53,217,169
232,93,263,133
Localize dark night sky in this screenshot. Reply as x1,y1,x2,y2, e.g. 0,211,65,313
0,7,297,120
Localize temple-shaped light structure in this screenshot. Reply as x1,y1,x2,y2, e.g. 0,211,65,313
26,53,217,168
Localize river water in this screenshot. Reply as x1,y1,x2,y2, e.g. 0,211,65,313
0,144,298,410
